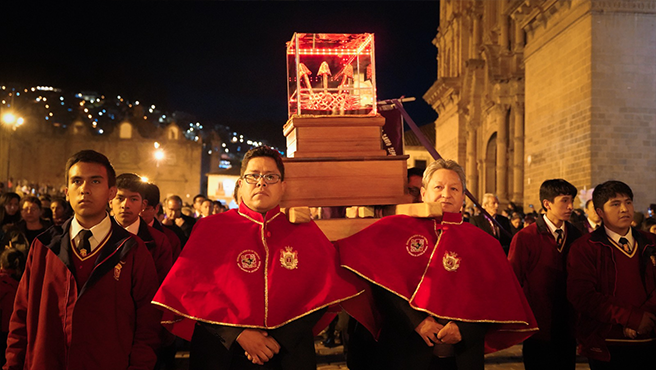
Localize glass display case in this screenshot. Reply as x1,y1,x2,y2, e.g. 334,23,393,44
287,33,376,117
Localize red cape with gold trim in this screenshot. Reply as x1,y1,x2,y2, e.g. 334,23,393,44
153,203,378,340
336,212,537,353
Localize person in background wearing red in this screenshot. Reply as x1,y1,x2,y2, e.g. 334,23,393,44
508,179,582,370
0,248,24,367
568,180,656,369
3,150,161,370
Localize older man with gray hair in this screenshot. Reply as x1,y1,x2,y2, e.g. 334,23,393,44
470,193,512,254
337,158,537,370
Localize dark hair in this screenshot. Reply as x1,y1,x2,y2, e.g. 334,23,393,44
167,195,183,207
50,196,73,219
0,192,20,206
407,167,424,179
539,179,577,210
143,183,160,208
592,180,633,211
643,217,656,231
0,247,26,281
116,173,144,198
39,194,51,202
65,150,116,187
193,194,206,203
20,196,41,210
240,146,285,180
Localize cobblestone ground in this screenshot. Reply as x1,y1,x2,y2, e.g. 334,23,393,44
314,341,592,370
174,341,592,369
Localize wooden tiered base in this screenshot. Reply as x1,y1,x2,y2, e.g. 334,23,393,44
281,114,418,241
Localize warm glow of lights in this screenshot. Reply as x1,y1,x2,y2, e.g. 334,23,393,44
140,176,149,182
16,117,24,126
288,49,371,56
2,113,16,124
154,142,160,149
154,149,165,161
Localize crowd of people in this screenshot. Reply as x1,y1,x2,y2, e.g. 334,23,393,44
0,149,652,370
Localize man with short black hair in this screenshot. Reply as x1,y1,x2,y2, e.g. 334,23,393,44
111,173,172,284
192,194,206,219
5,150,160,370
568,180,656,369
141,182,182,261
508,179,582,370
583,199,602,233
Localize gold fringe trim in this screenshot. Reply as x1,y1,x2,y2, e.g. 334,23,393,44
151,289,364,330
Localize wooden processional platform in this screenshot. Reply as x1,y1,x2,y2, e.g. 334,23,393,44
280,114,440,241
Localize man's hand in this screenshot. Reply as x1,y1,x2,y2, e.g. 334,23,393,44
624,327,638,339
637,312,656,335
414,316,444,347
236,329,280,365
161,216,173,226
436,321,462,344
174,218,185,228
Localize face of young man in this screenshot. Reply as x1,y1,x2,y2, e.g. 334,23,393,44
20,201,42,224
420,169,465,214
111,188,144,227
65,161,117,229
4,198,19,216
597,193,634,235
586,200,601,223
200,200,212,217
239,156,286,214
140,203,158,224
543,195,574,226
194,197,206,213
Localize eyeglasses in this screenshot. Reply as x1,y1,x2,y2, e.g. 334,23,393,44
242,173,282,185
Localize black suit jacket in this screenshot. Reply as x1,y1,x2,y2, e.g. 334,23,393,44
470,213,512,253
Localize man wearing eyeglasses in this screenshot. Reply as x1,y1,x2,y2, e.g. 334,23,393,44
153,146,376,370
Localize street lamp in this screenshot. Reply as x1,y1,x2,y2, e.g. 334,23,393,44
2,111,25,188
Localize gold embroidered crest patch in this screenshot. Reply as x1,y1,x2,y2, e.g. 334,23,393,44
406,235,429,257
280,246,299,270
114,261,125,281
442,251,460,272
237,250,261,273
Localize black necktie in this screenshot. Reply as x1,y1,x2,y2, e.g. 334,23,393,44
78,229,93,257
555,229,563,246
619,237,631,253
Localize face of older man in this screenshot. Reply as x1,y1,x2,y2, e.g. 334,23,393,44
484,196,499,216
420,169,465,213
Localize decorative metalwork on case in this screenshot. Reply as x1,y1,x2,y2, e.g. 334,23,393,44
287,33,377,117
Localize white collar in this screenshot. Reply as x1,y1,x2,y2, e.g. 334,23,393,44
124,217,141,235
69,213,112,251
604,225,635,247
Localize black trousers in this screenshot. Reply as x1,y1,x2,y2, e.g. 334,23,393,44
522,336,577,370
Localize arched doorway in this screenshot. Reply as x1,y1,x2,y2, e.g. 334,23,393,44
485,133,497,194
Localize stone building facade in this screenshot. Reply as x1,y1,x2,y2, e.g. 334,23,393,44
3,118,202,205
424,0,656,211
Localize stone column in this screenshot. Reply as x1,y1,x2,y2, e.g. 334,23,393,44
500,14,510,52
513,103,524,203
466,125,477,197
496,106,509,202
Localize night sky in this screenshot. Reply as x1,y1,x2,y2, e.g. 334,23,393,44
2,1,439,148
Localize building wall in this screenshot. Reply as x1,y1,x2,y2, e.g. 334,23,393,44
427,0,656,213
7,122,202,205
590,8,656,211
523,1,594,209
